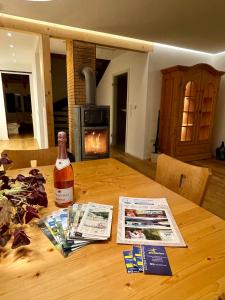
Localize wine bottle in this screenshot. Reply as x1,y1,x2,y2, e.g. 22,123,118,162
54,131,74,207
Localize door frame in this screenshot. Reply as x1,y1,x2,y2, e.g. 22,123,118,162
112,69,129,152
0,71,35,139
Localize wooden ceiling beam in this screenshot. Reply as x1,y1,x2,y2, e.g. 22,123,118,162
0,13,153,53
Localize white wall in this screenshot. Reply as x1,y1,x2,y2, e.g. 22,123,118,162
0,73,8,140
96,44,225,159
96,45,216,159
0,33,48,148
96,51,150,159
211,53,225,151
145,45,214,158
0,36,49,149
31,36,48,148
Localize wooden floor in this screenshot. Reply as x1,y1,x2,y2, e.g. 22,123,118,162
1,136,225,220
111,147,225,221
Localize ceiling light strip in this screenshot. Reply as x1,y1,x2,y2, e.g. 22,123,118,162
0,13,153,53
154,42,213,56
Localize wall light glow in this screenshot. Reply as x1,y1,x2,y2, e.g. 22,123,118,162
153,42,213,56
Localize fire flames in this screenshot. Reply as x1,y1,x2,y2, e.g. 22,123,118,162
84,130,108,154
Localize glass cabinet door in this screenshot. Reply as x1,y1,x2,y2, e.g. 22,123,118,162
180,81,197,142
198,83,215,141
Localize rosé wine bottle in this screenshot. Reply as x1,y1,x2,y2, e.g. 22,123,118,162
54,131,74,208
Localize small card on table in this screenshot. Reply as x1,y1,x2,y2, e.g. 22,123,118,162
141,245,172,276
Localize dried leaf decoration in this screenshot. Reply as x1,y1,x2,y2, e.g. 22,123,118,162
0,154,48,249
0,153,12,166
25,206,39,224
11,229,30,249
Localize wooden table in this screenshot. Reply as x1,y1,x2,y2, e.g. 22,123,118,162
1,158,225,300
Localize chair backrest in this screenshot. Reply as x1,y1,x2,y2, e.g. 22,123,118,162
2,147,58,169
155,154,211,205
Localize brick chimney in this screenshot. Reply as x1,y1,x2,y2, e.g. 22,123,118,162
66,40,96,153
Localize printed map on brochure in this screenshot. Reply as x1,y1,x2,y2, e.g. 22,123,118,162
117,196,186,247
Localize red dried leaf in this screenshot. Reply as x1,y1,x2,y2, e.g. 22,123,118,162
37,193,48,207
0,153,12,166
29,169,40,176
16,174,26,182
25,206,39,224
0,224,9,235
0,234,11,247
11,229,30,249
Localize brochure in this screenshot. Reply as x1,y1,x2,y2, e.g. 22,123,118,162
122,245,172,276
77,203,113,239
123,250,139,273
142,245,172,276
38,202,113,257
117,196,186,247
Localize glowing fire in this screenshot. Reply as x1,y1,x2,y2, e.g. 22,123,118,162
84,130,108,154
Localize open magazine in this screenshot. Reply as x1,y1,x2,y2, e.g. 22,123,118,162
117,196,186,247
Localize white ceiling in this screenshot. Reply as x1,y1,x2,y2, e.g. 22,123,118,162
0,0,225,53
0,29,37,69
0,29,124,70
50,38,125,59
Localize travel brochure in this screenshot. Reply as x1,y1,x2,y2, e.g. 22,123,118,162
38,202,113,257
117,196,186,247
38,196,186,267
123,245,172,276
142,245,172,275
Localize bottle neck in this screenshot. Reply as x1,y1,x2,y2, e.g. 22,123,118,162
57,142,68,159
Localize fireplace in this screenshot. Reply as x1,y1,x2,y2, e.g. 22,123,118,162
73,65,110,161
74,105,110,161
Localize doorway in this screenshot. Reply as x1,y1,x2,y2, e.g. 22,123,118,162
2,73,33,138
113,73,128,151
50,38,68,146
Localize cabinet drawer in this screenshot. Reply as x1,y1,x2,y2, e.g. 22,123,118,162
176,143,210,156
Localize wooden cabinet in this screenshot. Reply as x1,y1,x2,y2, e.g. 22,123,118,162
159,64,225,161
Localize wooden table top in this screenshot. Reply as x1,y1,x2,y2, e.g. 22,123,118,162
1,158,225,300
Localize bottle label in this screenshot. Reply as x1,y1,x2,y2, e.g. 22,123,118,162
54,187,73,204
55,158,70,170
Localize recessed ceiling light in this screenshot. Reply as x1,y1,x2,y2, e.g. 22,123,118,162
9,44,14,48
7,32,12,37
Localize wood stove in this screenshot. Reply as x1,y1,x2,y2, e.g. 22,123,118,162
74,65,110,161
74,105,110,161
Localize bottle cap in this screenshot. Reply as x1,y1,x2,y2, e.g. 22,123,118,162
58,131,67,143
